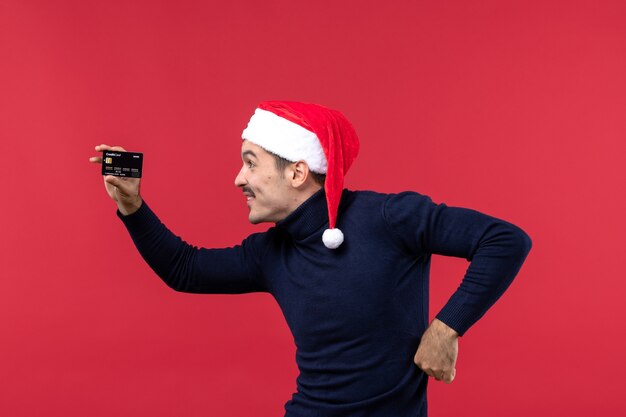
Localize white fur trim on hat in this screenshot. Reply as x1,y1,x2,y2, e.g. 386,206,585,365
242,108,328,174
322,228,344,249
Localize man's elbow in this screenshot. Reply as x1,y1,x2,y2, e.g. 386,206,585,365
159,272,189,293
512,225,532,260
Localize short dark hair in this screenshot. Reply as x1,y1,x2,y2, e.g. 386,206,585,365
272,153,326,187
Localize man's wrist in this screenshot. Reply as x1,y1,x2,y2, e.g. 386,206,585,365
118,198,142,216
432,318,460,338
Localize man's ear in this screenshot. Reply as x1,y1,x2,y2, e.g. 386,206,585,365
289,160,310,188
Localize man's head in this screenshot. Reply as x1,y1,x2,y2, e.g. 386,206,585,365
239,101,360,248
234,140,323,224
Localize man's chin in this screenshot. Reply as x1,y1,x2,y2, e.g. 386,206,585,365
248,213,265,224
248,209,284,224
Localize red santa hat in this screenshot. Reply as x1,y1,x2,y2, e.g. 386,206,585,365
241,101,360,249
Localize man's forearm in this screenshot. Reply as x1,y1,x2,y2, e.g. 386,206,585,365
116,199,266,294
435,223,532,336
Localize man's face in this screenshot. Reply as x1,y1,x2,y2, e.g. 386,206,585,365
234,140,294,224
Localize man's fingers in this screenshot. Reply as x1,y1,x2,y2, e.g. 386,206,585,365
95,144,127,152
415,361,439,379
104,175,132,193
91,144,128,164
416,363,455,383
105,175,139,191
444,368,456,384
426,368,444,381
434,368,455,383
104,175,121,188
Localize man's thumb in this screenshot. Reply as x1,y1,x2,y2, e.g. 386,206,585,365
104,175,124,189
449,368,456,383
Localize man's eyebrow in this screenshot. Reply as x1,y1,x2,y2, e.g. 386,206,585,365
242,150,257,159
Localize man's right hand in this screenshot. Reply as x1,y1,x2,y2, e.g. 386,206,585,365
89,144,143,216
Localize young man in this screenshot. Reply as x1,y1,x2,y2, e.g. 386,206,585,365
90,101,532,417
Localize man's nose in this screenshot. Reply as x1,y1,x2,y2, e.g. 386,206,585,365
234,165,246,187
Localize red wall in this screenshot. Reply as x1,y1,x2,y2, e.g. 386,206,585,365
1,0,625,415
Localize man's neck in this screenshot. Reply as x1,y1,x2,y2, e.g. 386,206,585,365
277,184,324,224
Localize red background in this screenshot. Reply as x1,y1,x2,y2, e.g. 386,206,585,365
1,0,625,415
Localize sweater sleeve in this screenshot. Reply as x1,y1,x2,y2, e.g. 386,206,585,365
383,191,532,336
116,199,267,294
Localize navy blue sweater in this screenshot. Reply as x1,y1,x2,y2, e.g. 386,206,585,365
117,188,532,417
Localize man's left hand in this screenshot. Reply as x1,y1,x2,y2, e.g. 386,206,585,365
413,318,459,384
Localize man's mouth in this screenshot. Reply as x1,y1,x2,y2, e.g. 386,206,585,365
243,189,255,201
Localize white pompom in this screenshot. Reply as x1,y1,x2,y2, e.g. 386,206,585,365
322,228,344,249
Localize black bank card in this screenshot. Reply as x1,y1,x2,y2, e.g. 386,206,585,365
101,151,143,178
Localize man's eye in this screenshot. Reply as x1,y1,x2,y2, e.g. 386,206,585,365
247,161,254,168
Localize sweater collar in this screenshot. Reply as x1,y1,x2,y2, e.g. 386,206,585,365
275,188,337,241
